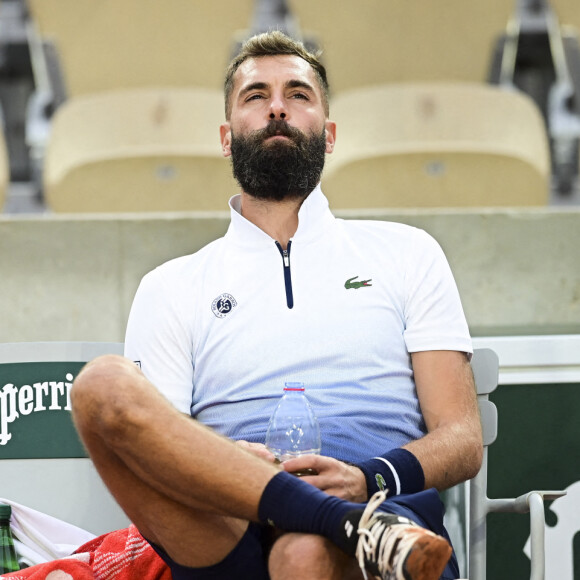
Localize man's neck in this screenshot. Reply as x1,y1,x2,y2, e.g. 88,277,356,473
239,192,306,250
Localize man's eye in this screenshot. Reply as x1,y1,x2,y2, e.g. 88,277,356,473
246,94,264,101
292,93,308,100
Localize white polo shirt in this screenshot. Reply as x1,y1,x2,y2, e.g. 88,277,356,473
124,186,472,464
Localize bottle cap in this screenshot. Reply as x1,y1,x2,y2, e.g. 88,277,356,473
0,503,11,519
284,382,304,391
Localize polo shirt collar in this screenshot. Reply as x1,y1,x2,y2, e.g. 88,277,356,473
226,184,335,247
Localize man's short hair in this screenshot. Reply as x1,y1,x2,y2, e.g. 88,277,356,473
224,30,329,119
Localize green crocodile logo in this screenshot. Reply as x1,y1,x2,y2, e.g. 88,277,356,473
345,276,372,289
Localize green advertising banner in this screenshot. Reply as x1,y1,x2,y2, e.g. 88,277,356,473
0,362,87,459
487,382,580,579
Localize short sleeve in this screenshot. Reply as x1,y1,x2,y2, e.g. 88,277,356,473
124,267,194,414
403,230,472,356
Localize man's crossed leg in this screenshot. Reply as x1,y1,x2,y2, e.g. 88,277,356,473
71,355,454,580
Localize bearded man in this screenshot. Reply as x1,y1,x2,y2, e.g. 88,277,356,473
71,31,482,580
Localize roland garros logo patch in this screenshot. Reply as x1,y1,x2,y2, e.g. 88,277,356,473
211,293,237,318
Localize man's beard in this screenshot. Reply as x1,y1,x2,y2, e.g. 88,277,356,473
229,120,327,201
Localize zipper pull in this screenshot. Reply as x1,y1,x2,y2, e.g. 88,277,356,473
275,240,294,309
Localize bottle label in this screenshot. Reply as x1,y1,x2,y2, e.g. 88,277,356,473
0,530,19,573
0,538,15,546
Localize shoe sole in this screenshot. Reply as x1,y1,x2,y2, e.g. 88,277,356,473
403,534,453,580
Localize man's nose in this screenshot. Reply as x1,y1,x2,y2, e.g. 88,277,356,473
269,96,287,120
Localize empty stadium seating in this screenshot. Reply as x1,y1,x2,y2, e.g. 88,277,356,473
26,0,254,95
551,0,580,30
43,87,238,213
24,0,255,212
488,0,580,196
288,0,514,93
8,0,577,212
322,82,550,208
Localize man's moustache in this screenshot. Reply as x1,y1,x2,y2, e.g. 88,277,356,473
259,120,302,141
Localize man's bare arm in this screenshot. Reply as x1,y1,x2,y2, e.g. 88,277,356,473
404,350,483,490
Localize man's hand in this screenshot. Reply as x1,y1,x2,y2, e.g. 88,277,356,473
235,440,278,463
281,455,368,502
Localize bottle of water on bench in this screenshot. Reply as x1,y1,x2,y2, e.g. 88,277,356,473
0,504,19,574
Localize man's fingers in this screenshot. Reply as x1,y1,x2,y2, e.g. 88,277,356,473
235,440,277,462
282,454,325,472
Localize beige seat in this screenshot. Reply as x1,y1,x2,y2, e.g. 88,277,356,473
551,0,580,30
25,0,251,213
43,88,238,213
482,0,580,196
322,82,550,209
26,0,254,95
288,0,513,93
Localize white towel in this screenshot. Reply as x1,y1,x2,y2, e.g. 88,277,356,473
0,498,95,568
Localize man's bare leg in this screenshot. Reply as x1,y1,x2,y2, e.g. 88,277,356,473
269,534,363,580
71,354,282,566
72,355,453,579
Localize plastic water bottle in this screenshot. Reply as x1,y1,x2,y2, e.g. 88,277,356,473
265,382,321,464
0,504,19,574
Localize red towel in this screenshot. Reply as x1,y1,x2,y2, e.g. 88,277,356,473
1,525,171,580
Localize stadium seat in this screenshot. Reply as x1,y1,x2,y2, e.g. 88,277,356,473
489,0,580,195
551,0,580,30
25,0,254,95
288,0,513,93
322,82,551,208
24,0,252,213
43,87,237,213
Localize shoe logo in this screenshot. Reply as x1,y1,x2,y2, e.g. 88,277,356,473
211,293,237,318
345,276,372,290
344,520,354,538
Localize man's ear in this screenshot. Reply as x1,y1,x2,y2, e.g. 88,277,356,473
220,122,232,157
325,120,336,154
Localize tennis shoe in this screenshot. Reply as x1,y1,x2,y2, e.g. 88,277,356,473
355,491,452,580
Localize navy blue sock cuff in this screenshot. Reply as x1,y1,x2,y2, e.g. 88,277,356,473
257,470,352,544
257,471,302,526
356,448,425,499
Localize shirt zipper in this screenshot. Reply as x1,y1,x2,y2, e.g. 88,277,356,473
275,240,294,309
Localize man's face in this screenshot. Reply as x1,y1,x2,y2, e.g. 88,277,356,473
220,55,336,201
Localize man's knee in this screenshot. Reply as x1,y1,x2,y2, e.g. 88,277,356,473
71,354,145,434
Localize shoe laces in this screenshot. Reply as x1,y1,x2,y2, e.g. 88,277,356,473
355,490,422,580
